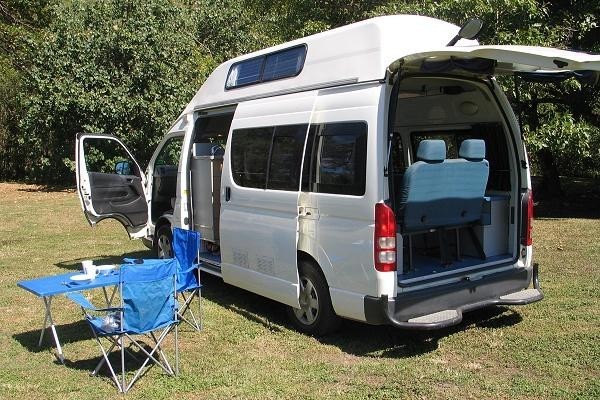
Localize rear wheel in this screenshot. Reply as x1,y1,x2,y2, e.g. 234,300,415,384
154,223,173,259
287,260,341,336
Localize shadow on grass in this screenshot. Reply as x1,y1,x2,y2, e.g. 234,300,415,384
55,250,154,271
200,273,522,359
62,342,169,381
17,185,74,193
12,319,92,354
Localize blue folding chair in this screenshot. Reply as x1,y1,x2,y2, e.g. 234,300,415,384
172,227,202,331
124,227,202,331
66,260,179,393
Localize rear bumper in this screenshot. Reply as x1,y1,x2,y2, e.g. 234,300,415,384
364,263,543,330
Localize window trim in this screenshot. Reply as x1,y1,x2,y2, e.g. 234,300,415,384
225,44,308,90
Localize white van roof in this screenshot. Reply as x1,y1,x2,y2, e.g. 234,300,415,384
182,15,473,113
178,14,600,123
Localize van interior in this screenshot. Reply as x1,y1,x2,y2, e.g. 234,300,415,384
151,136,184,223
189,112,234,267
388,76,517,283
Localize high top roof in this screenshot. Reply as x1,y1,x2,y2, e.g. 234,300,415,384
181,15,474,114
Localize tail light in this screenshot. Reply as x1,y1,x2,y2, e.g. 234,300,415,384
521,189,534,246
375,203,397,272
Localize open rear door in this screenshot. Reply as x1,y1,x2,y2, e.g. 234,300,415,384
76,133,148,238
395,45,600,77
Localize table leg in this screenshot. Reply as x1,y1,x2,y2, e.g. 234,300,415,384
102,285,118,307
42,296,65,363
38,298,51,346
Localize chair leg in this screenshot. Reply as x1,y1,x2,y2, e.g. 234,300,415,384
179,290,201,331
175,321,179,375
121,336,126,393
91,333,123,392
150,331,173,375
91,339,118,376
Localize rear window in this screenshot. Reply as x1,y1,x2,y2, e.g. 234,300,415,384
410,123,511,191
226,45,306,89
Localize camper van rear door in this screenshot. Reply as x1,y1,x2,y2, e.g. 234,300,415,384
75,133,148,237
397,45,600,76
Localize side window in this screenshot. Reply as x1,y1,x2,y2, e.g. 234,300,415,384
230,127,273,189
83,137,139,177
154,136,183,168
311,122,367,196
230,124,308,191
267,125,306,191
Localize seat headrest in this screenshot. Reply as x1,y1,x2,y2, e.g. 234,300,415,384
416,139,446,162
459,139,486,161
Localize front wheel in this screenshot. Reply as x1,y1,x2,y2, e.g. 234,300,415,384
154,224,173,259
286,261,341,336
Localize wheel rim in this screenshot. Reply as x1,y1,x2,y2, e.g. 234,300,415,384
157,233,172,259
294,276,319,325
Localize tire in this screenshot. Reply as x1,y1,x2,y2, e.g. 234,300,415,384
286,260,341,336
154,223,173,259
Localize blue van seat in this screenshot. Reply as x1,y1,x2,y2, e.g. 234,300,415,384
459,138,486,160
398,139,489,271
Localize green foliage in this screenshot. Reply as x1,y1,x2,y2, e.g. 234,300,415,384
0,0,599,183
525,113,600,177
19,0,209,183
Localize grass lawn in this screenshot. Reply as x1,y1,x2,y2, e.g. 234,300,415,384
0,182,598,399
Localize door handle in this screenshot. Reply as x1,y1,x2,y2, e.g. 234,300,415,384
225,186,231,202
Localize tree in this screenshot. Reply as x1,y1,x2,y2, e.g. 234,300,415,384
19,0,209,183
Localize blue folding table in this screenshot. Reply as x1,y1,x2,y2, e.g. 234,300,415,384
17,270,120,362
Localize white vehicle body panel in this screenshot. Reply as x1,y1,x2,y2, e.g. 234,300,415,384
219,91,318,308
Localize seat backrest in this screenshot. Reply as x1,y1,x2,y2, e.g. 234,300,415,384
120,259,177,334
172,227,201,292
446,139,489,223
399,139,489,232
399,139,448,232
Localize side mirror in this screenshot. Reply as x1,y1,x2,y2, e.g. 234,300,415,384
447,18,483,46
115,160,132,175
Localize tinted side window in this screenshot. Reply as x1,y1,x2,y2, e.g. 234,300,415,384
226,45,307,89
267,125,307,191
313,122,367,196
231,127,273,189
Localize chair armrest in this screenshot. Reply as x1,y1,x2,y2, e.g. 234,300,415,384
64,292,121,312
180,264,199,274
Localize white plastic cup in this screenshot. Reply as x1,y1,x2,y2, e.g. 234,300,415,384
82,260,96,278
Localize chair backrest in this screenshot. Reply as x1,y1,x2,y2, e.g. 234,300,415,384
119,260,177,334
172,227,201,292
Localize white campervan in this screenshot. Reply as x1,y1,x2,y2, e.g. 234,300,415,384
76,15,600,334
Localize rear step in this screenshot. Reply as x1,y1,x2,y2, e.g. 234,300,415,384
408,309,461,325
381,264,543,330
